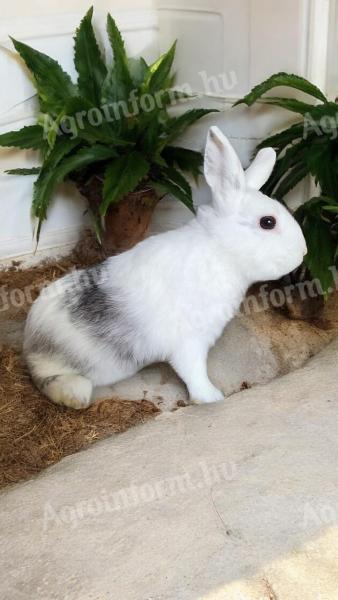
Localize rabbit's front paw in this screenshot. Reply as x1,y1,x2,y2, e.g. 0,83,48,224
190,384,224,405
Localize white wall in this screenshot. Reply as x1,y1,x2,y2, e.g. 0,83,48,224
0,0,334,259
157,0,332,212
4,0,157,18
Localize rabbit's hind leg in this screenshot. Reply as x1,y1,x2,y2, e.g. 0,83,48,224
26,352,93,410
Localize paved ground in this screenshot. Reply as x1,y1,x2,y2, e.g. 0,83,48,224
1,336,338,600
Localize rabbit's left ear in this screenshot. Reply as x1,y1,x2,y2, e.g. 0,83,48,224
204,127,245,205
245,148,277,190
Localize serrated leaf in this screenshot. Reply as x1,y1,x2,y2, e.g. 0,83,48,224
294,196,336,292
11,38,77,113
141,119,160,155
145,42,177,94
153,175,194,213
304,142,338,199
0,125,45,150
273,161,308,200
5,167,41,175
302,211,336,292
156,89,195,109
294,196,327,222
160,166,192,197
323,205,338,214
162,146,203,178
335,245,338,261
106,14,133,101
257,123,304,151
57,96,133,146
155,165,194,212
128,57,149,87
262,138,312,196
34,143,115,239
101,66,123,106
305,102,338,120
160,109,217,149
101,152,150,215
235,72,327,107
74,7,107,105
45,111,67,150
262,97,317,115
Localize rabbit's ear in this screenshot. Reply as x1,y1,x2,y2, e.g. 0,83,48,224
204,127,245,204
245,147,276,190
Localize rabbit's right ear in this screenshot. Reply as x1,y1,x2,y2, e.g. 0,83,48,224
204,126,245,209
245,147,276,190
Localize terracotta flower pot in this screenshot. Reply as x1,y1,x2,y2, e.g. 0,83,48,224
74,174,159,254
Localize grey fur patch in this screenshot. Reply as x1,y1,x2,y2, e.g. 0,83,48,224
41,375,60,388
25,331,59,357
67,265,112,327
24,330,88,373
64,264,136,363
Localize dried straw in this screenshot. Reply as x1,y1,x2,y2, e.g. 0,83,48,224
0,232,159,489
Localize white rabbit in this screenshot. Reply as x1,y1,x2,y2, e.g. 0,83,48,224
24,126,307,409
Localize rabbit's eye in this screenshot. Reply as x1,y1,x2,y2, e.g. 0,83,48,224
260,216,276,230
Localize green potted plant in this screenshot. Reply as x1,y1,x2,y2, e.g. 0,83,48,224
0,8,216,253
236,72,338,295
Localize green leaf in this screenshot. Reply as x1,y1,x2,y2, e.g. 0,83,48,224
0,125,45,150
141,119,161,155
57,96,133,146
101,66,124,106
156,89,195,109
11,38,77,113
101,152,150,215
257,123,304,151
74,7,107,105
301,206,336,292
294,196,337,292
160,109,217,149
304,142,338,199
294,196,327,222
45,111,67,150
262,138,311,196
33,138,80,238
273,161,308,200
262,97,317,115
34,143,116,239
162,146,203,178
153,175,194,213
335,245,338,262
304,102,338,121
234,72,327,107
323,205,338,214
128,57,149,87
5,167,41,175
106,14,133,101
154,166,194,212
160,165,192,196
145,42,177,94
33,137,80,207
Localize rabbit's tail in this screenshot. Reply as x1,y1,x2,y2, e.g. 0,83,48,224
25,352,93,410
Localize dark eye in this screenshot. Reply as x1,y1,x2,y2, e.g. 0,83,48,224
260,216,276,230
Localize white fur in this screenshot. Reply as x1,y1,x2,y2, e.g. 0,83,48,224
24,127,307,408
245,147,277,190
46,376,93,410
